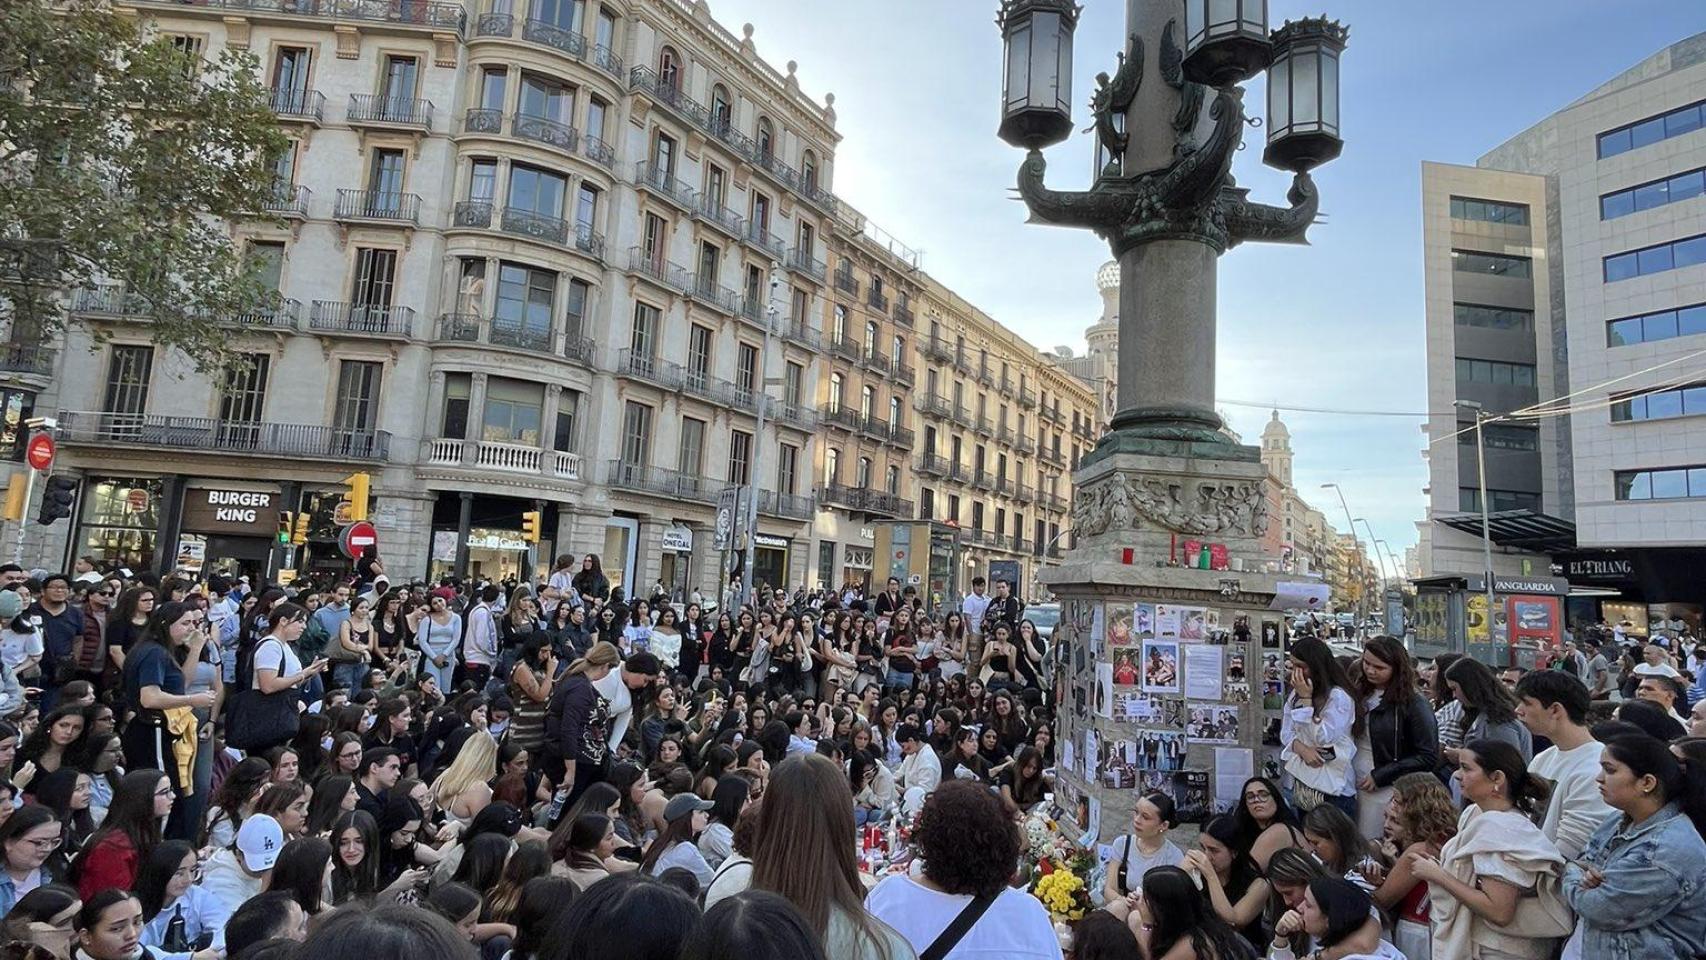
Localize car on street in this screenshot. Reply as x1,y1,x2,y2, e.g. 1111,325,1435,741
1027,602,1060,642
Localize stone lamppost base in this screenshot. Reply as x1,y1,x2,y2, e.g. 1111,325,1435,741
1044,442,1283,849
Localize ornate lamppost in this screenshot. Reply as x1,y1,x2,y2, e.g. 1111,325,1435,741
998,0,1346,456
997,0,1348,848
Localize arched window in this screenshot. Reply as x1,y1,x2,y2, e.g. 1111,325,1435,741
801,150,818,192
860,385,874,420
658,46,681,91
710,84,732,134
756,116,774,161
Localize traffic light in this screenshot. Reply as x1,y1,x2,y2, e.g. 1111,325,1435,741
36,475,77,525
520,510,542,544
340,472,371,522
277,511,293,544
1,475,25,523
292,511,310,545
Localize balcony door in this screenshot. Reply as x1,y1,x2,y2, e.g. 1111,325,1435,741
367,149,405,213
350,248,397,327
333,360,383,456
380,56,418,118
217,354,270,448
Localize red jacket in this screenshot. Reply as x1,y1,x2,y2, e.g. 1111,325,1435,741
76,832,137,900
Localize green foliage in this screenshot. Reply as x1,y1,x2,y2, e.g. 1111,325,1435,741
0,0,289,368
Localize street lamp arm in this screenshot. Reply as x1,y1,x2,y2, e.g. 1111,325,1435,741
1153,86,1243,210
1223,171,1319,248
1014,149,1132,231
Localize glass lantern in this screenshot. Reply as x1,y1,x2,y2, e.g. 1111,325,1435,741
1264,18,1349,173
1183,0,1270,87
997,0,1080,150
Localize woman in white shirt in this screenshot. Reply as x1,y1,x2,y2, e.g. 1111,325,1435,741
137,840,224,959
1281,637,1359,816
622,601,654,657
1101,791,1185,909
696,775,748,870
241,603,327,753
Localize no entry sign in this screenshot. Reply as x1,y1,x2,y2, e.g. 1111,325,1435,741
24,434,54,472
339,520,378,559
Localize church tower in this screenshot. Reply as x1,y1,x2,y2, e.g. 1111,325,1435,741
1261,410,1293,487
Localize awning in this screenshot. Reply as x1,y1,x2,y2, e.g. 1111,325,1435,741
1434,510,1576,553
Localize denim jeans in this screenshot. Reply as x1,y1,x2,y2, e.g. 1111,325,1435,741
332,659,367,694
884,668,914,695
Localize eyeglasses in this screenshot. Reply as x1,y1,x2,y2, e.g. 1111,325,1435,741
172,864,203,881
22,836,61,851
1244,791,1273,802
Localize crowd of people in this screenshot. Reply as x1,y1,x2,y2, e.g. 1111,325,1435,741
0,552,1701,960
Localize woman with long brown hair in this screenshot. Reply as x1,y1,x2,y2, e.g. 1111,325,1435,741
1353,636,1438,841
544,641,620,812
743,754,910,960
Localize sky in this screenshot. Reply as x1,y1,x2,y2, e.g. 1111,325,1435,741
708,0,1703,564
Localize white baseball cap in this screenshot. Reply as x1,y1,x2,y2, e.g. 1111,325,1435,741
236,814,284,872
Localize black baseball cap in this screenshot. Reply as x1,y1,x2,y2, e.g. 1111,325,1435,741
897,723,926,744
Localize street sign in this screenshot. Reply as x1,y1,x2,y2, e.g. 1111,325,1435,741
713,488,738,551
338,520,378,559
24,434,54,472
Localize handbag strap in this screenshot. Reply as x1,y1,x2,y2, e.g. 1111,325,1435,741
920,891,997,960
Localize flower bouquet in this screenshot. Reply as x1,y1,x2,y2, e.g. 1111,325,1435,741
1031,867,1091,923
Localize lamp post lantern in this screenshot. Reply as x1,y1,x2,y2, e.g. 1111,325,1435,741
996,0,1082,151
1183,0,1271,87
1264,17,1350,173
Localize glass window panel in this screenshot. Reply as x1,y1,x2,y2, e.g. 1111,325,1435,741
1637,245,1673,275
1629,395,1648,419
1490,362,1512,385
1671,171,1705,202
1513,364,1534,387
1610,398,1633,422
1631,117,1666,148
1605,253,1638,281
1292,51,1319,125
1321,52,1339,130
1599,128,1631,158
1674,236,1706,269
1055,25,1072,112
1601,192,1634,219
1680,305,1706,336
1004,22,1030,109
1647,390,1683,419
1665,106,1701,137
1608,316,1644,346
1616,471,1651,500
1690,468,1706,498
1268,57,1289,132
1684,387,1706,415
1652,469,1688,499
1633,182,1670,211
1644,311,1679,341
1027,12,1057,108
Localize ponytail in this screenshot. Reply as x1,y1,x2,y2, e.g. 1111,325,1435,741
566,641,620,678
1464,738,1551,820
1623,735,1706,839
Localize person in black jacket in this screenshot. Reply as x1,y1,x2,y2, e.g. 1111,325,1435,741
981,579,1025,636
543,641,618,814
1353,636,1438,841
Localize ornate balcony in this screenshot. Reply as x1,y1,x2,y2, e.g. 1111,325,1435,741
893,298,915,327
512,113,577,153
453,200,493,228
616,349,684,391
915,393,951,418
635,162,695,210
817,484,912,519
626,247,691,294
1018,384,1038,408
262,181,311,218
743,223,784,260
759,490,815,521
687,274,739,316
0,345,56,378
348,93,432,130
269,87,324,123
867,288,889,313
973,469,995,491
893,358,915,387
501,206,570,245
828,332,863,364
332,189,420,225
780,318,821,350
59,411,389,460
606,460,717,503
228,298,301,330
422,437,577,479
580,135,615,169
1016,434,1037,455
463,107,503,134
1015,482,1035,504
785,247,826,283
473,11,512,36
308,300,414,338
692,194,747,241
818,404,863,433
923,336,954,363
128,0,466,33
563,336,595,366
520,17,586,58
591,45,624,80
833,264,859,298
916,452,951,478
433,312,552,352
